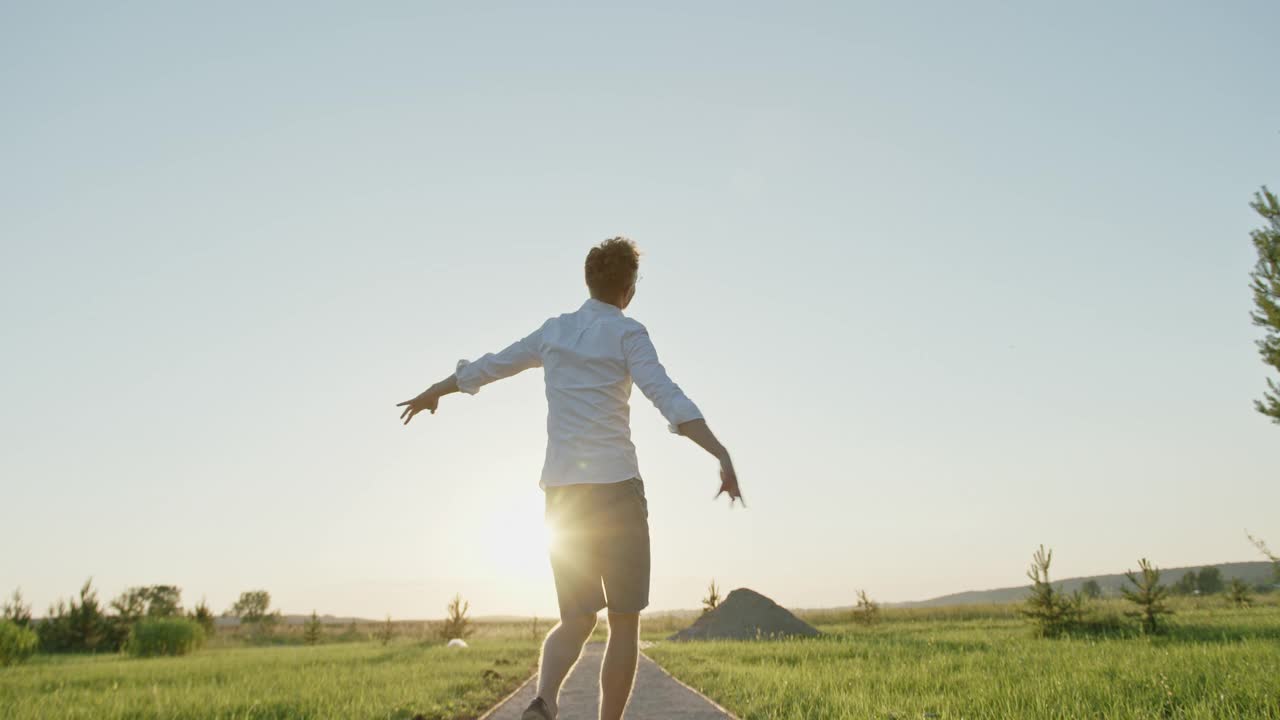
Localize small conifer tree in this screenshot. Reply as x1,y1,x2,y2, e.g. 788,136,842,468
68,578,109,652
1122,558,1172,634
1248,533,1279,583
439,594,471,641
702,580,721,615
1247,186,1280,423
1020,545,1082,637
853,589,880,625
2,589,32,628
304,610,323,645
1227,578,1252,608
188,598,216,637
377,615,394,646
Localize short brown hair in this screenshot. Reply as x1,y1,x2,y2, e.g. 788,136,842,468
585,236,640,298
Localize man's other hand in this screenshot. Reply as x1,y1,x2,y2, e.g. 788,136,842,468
396,391,439,425
716,458,745,508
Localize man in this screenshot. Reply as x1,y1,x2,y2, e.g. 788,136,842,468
396,237,742,720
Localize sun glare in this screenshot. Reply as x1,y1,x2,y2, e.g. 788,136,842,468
479,494,553,581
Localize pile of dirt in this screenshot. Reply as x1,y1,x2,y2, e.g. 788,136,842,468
668,588,821,641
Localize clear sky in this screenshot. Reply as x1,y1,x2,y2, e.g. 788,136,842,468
3,2,1277,621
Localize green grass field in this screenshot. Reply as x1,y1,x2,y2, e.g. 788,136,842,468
0,637,539,720
647,599,1280,719
5,599,1278,719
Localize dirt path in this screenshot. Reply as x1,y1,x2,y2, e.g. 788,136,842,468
479,642,736,720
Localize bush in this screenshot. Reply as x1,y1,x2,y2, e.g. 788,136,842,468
0,620,39,667
124,617,206,658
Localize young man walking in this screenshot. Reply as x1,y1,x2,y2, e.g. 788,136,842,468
397,237,742,720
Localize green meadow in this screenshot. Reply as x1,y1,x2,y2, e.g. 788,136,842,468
4,599,1279,719
648,598,1280,720
0,635,538,720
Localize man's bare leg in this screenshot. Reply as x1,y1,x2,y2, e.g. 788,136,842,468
535,613,597,718
599,611,640,720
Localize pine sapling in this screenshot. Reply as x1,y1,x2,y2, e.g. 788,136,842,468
377,615,394,646
440,594,471,641
303,610,322,645
1247,533,1279,583
2,589,32,628
702,580,721,615
1227,578,1252,609
1020,545,1081,637
853,589,880,626
1247,186,1280,423
1122,558,1172,634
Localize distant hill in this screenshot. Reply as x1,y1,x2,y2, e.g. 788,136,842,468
895,561,1276,608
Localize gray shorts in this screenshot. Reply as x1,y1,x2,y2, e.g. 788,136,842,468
544,477,650,619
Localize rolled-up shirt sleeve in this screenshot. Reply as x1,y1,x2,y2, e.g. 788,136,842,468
455,323,545,395
622,322,703,433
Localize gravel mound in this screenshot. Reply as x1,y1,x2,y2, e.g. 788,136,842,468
668,588,821,641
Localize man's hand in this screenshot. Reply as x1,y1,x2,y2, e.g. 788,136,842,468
716,457,745,508
396,390,439,425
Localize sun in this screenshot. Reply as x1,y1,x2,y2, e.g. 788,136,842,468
478,492,553,581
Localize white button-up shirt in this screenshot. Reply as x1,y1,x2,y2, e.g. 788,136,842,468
454,298,703,488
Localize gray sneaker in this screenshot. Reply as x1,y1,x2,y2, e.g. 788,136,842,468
521,696,554,720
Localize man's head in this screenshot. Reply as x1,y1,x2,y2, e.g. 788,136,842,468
585,236,640,309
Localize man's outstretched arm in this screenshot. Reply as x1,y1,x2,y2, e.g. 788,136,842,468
623,324,744,507
397,374,460,425
397,323,544,425
676,418,744,507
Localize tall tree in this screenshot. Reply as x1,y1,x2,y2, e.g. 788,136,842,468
1080,580,1102,599
142,586,182,617
1172,570,1199,596
109,588,147,622
1196,566,1224,595
2,589,32,628
230,590,281,637
1248,186,1280,423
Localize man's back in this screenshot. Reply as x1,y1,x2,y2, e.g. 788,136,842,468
455,297,702,488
